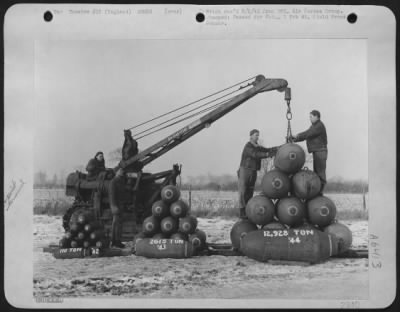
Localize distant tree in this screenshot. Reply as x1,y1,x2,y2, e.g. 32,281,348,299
204,182,221,191
58,170,67,185
51,174,58,187
74,164,85,172
34,171,47,187
108,147,122,164
179,173,368,194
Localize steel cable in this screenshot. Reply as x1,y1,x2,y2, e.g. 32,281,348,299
134,95,238,140
126,76,257,131
132,86,250,139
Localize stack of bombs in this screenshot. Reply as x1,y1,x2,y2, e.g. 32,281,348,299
134,185,207,258
59,211,109,249
231,143,353,264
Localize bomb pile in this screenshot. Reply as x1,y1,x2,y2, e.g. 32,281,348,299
59,210,110,250
231,143,353,263
134,185,207,258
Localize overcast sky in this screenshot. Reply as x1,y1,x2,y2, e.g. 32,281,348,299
34,39,367,180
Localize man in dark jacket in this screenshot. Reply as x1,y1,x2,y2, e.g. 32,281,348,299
108,168,127,248
238,129,278,219
120,129,143,209
86,151,106,181
293,110,328,194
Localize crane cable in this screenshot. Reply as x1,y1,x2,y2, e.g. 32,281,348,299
132,85,251,139
126,76,257,132
134,94,239,140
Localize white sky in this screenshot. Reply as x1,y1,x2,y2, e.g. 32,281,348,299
34,39,367,180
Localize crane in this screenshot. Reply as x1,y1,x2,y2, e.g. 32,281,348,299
118,75,289,170
63,75,290,239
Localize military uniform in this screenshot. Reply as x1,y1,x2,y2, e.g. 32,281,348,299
294,119,328,192
86,152,106,181
108,174,126,247
238,142,277,218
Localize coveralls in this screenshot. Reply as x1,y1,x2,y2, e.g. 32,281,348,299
238,142,277,217
295,119,328,192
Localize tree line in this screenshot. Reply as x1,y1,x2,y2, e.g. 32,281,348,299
34,171,67,188
180,174,368,194
34,169,368,194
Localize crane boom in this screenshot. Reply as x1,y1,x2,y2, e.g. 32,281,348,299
118,75,289,170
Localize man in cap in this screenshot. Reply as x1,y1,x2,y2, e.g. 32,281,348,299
120,129,143,211
237,129,279,219
292,110,328,195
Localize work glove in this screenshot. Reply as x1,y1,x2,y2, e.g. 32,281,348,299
286,135,297,142
268,147,279,157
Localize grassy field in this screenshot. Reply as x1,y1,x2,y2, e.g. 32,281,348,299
34,188,368,220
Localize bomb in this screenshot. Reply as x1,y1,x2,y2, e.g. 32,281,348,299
53,247,88,259
83,240,91,248
160,216,178,235
262,221,286,231
240,228,339,263
245,195,275,226
153,232,170,239
323,222,353,254
261,169,291,199
307,196,337,227
292,169,321,199
77,211,95,225
64,231,73,240
274,143,306,174
170,232,188,241
161,185,181,204
276,197,306,227
69,222,82,235
179,215,198,234
90,229,106,241
142,216,161,236
294,222,320,232
95,239,110,249
151,200,170,218
189,229,207,251
135,238,194,258
70,240,79,248
59,237,71,248
76,232,86,247
84,221,103,233
230,219,258,250
68,210,81,224
135,232,147,241
77,231,86,240
170,200,189,218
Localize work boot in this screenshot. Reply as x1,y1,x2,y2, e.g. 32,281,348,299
111,241,126,249
239,208,247,219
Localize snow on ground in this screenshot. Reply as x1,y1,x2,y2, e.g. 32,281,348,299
33,216,368,298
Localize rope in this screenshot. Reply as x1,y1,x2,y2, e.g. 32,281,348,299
132,86,250,139
126,76,257,131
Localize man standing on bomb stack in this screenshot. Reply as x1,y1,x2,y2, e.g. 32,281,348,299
237,129,279,219
292,110,328,195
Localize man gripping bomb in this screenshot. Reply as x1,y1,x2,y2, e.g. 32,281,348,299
237,129,279,219
292,110,328,195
